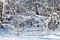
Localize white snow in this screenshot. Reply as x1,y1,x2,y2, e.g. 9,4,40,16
0,34,60,40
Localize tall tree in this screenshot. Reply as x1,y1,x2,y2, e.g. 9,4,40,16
35,0,39,15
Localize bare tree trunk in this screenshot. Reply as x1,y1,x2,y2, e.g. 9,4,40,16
35,0,39,15
1,0,5,29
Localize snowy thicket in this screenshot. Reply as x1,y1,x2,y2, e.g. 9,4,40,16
0,0,60,36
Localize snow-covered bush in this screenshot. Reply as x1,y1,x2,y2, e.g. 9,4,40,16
0,0,60,36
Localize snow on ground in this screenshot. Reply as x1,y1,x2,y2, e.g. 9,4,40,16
0,35,60,40
0,28,60,40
